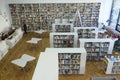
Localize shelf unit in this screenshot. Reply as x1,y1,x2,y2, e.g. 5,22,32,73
50,33,78,48
9,3,101,31
45,48,87,74
79,39,117,61
103,56,120,74
74,27,98,38
52,23,73,32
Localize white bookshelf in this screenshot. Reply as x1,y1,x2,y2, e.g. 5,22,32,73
50,32,78,48
79,39,117,61
74,27,98,38
103,56,120,74
52,23,73,32
32,52,58,80
45,48,87,74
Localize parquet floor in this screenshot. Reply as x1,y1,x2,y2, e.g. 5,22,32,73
0,32,120,80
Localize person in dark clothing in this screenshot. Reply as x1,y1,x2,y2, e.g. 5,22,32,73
23,23,27,33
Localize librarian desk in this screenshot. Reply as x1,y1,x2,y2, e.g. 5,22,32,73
32,52,58,80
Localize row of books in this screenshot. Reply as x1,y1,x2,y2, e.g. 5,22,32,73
58,53,80,59
53,40,74,44
54,35,74,40
85,47,108,52
59,64,80,69
85,42,109,47
59,59,80,64
59,69,80,74
54,44,73,48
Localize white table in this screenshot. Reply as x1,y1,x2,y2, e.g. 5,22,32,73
31,38,42,42
26,38,42,49
32,52,58,80
34,30,47,38
11,54,35,68
21,54,35,61
26,39,38,44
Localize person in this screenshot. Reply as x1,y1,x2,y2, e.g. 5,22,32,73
23,22,27,34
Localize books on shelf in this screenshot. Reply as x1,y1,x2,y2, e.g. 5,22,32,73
9,3,101,31
59,53,81,74
50,33,78,48
79,39,117,61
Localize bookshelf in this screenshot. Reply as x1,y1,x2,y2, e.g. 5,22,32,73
52,23,73,32
103,56,120,74
74,27,98,38
50,33,78,48
79,39,117,61
9,3,101,31
45,48,87,74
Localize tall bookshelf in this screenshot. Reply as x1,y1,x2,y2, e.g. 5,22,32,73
50,33,78,48
103,56,120,74
45,48,87,74
79,39,117,61
74,27,98,38
9,3,101,31
52,23,73,32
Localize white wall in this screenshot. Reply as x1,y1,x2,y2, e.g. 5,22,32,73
0,0,11,33
7,0,113,26
113,0,120,8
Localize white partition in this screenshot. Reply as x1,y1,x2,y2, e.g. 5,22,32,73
45,48,87,74
32,52,58,80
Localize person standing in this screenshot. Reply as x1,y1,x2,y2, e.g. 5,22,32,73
23,22,27,34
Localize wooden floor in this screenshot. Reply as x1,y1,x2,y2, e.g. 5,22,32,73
0,32,120,80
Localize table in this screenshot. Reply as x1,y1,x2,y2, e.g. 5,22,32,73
26,38,42,49
34,30,47,38
11,54,35,68
31,38,42,41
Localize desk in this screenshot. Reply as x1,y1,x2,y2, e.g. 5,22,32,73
32,52,58,80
